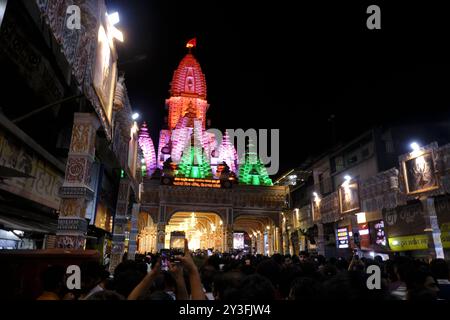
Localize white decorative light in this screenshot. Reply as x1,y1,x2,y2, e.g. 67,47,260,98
410,142,420,152
344,175,351,181
106,12,124,42
359,229,369,236
132,112,140,120
356,212,366,224
108,12,120,26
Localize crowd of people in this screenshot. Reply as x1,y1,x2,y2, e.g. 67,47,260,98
36,240,450,301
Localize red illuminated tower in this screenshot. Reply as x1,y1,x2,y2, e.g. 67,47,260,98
166,51,209,131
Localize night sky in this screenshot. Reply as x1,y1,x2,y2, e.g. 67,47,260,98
106,1,450,178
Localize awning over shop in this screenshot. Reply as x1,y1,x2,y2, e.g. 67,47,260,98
0,214,55,234
0,189,57,234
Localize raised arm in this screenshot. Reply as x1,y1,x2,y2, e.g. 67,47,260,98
168,261,189,300
178,239,205,300
127,260,160,300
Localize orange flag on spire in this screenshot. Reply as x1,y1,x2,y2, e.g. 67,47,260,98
186,38,197,48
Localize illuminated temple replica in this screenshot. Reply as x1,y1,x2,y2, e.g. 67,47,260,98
136,41,287,254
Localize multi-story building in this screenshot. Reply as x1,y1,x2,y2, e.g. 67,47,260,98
0,0,144,269
279,125,450,260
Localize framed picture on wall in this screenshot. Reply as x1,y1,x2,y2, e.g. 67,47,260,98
93,13,117,124
402,151,438,194
339,180,360,214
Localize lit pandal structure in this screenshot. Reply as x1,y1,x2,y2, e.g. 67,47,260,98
135,39,288,255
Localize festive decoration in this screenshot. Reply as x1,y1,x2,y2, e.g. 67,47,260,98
238,142,273,186
138,122,157,176
186,38,197,48
156,43,272,186
157,130,171,169
167,53,208,130
218,131,239,174
177,137,212,179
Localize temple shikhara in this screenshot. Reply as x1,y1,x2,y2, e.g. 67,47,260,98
133,40,287,257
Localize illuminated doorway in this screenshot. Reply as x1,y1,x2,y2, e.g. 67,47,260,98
233,215,278,255
137,212,157,254
166,212,224,251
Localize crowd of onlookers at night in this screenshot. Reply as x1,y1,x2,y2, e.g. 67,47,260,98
35,240,450,301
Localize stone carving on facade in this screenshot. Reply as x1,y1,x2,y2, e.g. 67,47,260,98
60,198,85,217
65,157,87,183
0,128,64,209
360,168,405,212
56,235,86,250
70,124,90,153
113,76,126,111
319,191,339,223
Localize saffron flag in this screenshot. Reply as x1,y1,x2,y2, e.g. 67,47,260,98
186,38,197,48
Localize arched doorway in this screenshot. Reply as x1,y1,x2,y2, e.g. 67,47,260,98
234,215,279,255
166,211,224,251
137,211,157,254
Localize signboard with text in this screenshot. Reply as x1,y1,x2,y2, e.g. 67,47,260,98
337,227,349,249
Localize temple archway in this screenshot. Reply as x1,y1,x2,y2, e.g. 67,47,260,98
165,211,224,251
137,211,157,254
233,215,280,255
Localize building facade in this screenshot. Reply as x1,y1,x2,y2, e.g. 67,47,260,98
0,0,143,270
279,127,450,261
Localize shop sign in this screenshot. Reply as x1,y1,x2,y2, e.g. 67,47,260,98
388,234,428,251
337,227,349,249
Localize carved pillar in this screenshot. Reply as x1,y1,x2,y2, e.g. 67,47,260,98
156,222,166,251
421,197,445,260
109,178,131,273
317,222,325,256
267,228,273,256
127,203,140,260
299,231,307,252
277,227,283,254
272,228,277,254
224,224,233,252
258,232,264,255
251,235,256,254
56,113,99,249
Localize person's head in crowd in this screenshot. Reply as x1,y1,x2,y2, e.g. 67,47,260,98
38,265,65,299
86,290,124,300
374,255,383,265
151,271,177,296
336,257,349,271
292,254,300,265
80,261,104,296
113,260,147,298
284,255,293,266
322,272,358,301
200,265,217,293
316,254,326,266
320,263,338,280
430,259,449,280
138,289,175,301
289,277,324,301
299,251,309,262
213,271,244,301
256,259,281,289
228,274,275,301
271,253,284,265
